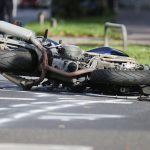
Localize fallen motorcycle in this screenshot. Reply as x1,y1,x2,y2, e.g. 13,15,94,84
0,21,149,96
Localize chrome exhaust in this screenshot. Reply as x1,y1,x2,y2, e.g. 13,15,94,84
0,21,35,41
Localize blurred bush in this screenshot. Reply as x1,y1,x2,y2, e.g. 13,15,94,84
52,0,114,18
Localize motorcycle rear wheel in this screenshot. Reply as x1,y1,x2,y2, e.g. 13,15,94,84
0,49,38,72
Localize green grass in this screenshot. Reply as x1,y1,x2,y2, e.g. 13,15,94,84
126,45,150,64
79,44,150,64
24,17,150,64
24,16,114,37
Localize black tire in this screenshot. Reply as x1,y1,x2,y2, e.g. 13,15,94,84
90,69,150,86
0,49,38,73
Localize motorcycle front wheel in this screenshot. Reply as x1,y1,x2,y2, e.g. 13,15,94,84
90,69,150,86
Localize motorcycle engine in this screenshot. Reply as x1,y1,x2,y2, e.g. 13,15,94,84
51,58,78,72
49,45,82,72
60,45,82,60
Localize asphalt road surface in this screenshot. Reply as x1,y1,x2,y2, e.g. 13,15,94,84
0,76,150,150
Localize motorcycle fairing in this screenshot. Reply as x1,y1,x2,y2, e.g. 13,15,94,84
87,47,129,57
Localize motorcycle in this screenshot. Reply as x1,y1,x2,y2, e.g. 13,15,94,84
0,21,150,96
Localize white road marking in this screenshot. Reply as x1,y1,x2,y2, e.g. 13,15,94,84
0,118,12,124
57,99,133,105
28,109,45,114
0,97,133,125
86,93,138,100
30,101,55,105
96,100,133,104
13,113,30,119
4,100,128,125
10,101,63,108
0,108,10,111
34,93,56,98
0,143,93,150
58,98,76,100
74,95,82,96
10,100,87,108
39,112,126,121
9,98,132,110
11,104,30,108
0,90,134,125
10,100,81,108
0,97,36,101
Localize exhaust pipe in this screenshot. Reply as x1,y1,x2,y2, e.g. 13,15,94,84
0,21,35,41
46,65,94,78
0,21,44,51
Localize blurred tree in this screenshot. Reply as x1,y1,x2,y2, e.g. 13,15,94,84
95,0,107,15
107,0,116,13
52,0,116,18
52,0,81,18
